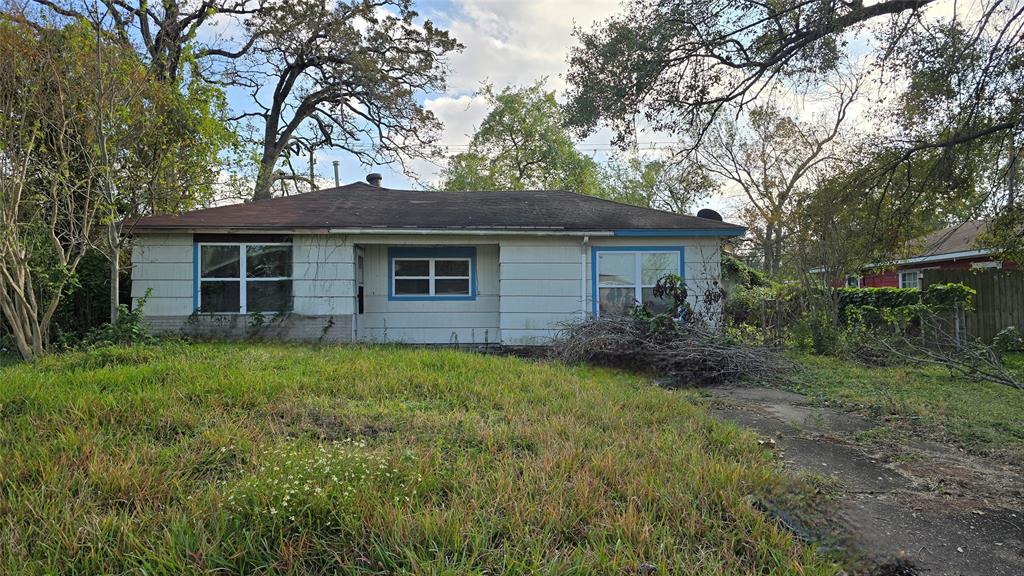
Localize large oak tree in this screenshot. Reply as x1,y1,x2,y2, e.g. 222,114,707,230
239,0,460,200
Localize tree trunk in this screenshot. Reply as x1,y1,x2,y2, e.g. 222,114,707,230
763,223,776,276
254,150,277,200
109,220,120,324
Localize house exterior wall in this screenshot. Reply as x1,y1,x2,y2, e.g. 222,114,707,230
130,233,354,341
131,233,194,316
130,232,728,346
358,243,501,344
498,237,585,345
498,235,725,345
852,256,1020,288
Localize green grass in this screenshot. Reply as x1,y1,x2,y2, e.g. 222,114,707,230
0,342,838,575
787,353,1024,456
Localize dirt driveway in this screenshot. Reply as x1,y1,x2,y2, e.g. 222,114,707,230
709,387,1024,576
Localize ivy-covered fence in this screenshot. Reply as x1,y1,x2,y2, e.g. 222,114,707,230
921,268,1024,342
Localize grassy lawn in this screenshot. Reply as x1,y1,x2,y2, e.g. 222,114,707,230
787,353,1024,456
0,343,837,575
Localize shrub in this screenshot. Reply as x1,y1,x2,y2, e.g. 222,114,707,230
921,282,976,312
82,289,154,347
835,287,920,318
993,326,1024,355
721,254,770,289
788,310,846,356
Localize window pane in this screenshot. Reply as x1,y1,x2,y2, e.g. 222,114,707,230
599,287,635,316
598,253,635,286
200,281,240,312
394,260,429,277
641,252,678,285
642,287,674,316
201,245,239,278
395,278,429,295
247,245,291,278
901,272,919,289
435,259,469,277
247,280,292,312
435,278,470,295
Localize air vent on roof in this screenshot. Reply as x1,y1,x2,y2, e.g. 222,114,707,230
366,173,382,187
696,208,723,221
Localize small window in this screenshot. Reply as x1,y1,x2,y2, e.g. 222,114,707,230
899,270,920,289
197,241,292,313
845,275,861,288
596,249,681,317
389,247,475,300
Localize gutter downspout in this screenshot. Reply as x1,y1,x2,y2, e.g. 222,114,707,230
581,235,589,320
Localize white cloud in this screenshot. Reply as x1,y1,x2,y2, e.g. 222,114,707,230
425,93,490,145
436,0,621,94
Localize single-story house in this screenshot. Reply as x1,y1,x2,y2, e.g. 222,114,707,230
845,220,1017,289
128,176,745,345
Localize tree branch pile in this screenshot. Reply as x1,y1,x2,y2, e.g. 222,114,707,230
859,313,1022,390
553,316,789,387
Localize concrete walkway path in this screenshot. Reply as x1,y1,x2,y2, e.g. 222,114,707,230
709,387,1024,576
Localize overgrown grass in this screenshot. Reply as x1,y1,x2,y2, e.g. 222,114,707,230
0,342,838,575
787,352,1024,456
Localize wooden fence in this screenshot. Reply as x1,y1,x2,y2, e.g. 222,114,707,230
921,268,1024,342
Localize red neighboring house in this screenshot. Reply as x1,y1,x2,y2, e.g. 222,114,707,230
846,220,1017,289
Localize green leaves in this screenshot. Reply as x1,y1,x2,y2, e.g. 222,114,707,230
442,81,604,195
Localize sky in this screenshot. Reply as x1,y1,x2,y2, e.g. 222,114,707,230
214,0,972,216
220,0,686,205
325,0,625,189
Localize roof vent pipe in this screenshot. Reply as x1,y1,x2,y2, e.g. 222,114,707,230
366,173,382,187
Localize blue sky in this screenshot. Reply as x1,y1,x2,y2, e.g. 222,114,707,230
219,0,631,191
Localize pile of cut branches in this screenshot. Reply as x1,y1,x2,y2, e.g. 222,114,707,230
554,316,788,387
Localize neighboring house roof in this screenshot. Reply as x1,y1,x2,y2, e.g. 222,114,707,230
811,219,996,275
913,220,989,258
891,220,994,266
129,182,745,235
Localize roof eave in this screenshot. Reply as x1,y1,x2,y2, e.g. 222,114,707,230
128,226,745,237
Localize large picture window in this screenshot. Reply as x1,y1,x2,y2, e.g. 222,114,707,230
595,249,681,316
197,241,292,313
388,247,476,301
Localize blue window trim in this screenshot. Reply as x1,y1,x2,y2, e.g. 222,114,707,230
613,228,745,237
388,246,477,301
591,245,685,316
192,242,199,311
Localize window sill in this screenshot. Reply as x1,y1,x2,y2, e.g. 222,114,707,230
387,295,476,302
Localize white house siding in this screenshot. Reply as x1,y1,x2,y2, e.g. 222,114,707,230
292,235,355,317
498,237,586,345
130,233,354,341
499,236,725,345
357,242,500,344
130,233,194,316
129,232,725,345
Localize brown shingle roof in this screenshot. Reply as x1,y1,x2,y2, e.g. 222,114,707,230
912,220,990,257
130,182,745,234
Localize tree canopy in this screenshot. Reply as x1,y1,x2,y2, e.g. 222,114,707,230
565,0,1023,257
441,82,606,195
441,81,713,214
240,0,461,200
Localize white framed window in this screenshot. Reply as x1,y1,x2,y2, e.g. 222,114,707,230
595,250,681,316
197,242,292,313
391,257,472,297
898,270,920,289
845,275,861,288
